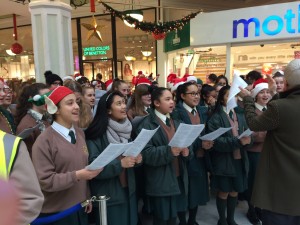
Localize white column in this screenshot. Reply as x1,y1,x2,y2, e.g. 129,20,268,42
156,40,167,87
156,7,168,87
225,43,233,82
20,55,30,79
29,0,74,82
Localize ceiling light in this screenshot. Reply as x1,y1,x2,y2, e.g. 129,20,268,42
141,50,152,57
6,49,16,56
125,55,135,61
124,10,143,27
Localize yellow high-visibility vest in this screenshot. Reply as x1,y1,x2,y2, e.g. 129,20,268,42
0,130,31,225
0,130,21,179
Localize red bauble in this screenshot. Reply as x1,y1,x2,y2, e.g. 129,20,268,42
152,32,166,40
11,43,23,54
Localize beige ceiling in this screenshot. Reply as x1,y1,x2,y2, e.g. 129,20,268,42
0,0,299,63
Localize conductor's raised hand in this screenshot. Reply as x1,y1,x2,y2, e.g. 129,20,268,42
238,87,251,98
265,73,277,96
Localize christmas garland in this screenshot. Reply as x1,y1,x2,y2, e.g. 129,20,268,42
101,2,200,34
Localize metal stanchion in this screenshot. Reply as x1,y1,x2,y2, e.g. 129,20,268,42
94,195,110,225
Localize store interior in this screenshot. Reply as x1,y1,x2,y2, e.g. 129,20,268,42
0,8,157,82
170,41,297,83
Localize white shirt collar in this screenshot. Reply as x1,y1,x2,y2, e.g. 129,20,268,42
29,109,43,120
52,121,76,141
255,103,267,112
222,106,234,115
144,106,150,112
155,109,169,125
183,102,197,114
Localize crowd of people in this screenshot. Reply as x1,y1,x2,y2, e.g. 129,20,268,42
1,60,300,225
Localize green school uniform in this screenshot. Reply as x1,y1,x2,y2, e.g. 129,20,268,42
136,110,191,220
86,133,138,225
206,107,250,193
173,101,210,207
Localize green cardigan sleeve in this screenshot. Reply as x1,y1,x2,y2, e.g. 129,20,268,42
206,113,243,152
86,138,123,179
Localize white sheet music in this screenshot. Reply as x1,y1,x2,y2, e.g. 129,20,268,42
200,127,232,141
18,124,40,139
226,73,248,113
86,143,132,170
123,127,159,157
168,123,205,148
238,129,253,139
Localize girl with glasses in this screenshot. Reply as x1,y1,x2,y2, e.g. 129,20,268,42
173,82,214,225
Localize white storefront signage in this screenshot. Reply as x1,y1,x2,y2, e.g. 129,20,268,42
190,1,300,46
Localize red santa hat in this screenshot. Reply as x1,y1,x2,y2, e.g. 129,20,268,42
44,86,74,114
186,75,197,83
167,73,177,89
251,78,269,98
136,77,152,86
105,79,113,91
171,78,185,92
92,80,100,86
74,73,83,81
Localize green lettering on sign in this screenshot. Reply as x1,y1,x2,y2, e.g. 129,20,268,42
83,46,111,56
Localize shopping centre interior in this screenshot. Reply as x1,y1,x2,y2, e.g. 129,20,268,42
0,0,298,83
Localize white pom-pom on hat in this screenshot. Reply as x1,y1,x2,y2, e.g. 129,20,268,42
33,95,41,101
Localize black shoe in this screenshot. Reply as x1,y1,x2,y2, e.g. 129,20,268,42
255,207,262,221
217,220,228,225
187,222,199,225
247,210,262,225
226,219,238,225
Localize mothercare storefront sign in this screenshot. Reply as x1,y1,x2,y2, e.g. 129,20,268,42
190,2,300,45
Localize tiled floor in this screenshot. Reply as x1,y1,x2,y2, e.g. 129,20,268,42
139,197,252,225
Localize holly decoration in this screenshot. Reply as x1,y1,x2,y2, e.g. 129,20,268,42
11,42,23,54
152,32,166,40
101,2,199,35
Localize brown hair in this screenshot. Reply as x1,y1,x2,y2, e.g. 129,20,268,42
128,84,150,117
15,83,48,126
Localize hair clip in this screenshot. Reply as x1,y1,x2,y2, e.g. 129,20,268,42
106,92,113,102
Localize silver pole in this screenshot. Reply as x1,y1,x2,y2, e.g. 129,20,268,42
97,195,109,225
